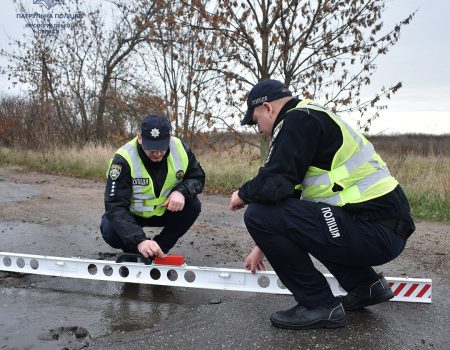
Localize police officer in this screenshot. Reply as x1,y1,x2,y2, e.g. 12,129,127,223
229,80,415,330
101,115,205,260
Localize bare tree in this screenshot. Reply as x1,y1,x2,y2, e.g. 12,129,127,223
92,0,164,142
1,1,76,146
189,0,415,133
148,0,223,148
2,0,414,152
2,0,166,145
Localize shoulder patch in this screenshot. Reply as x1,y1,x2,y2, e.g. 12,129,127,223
109,164,122,181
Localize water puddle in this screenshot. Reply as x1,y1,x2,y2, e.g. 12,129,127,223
0,274,207,349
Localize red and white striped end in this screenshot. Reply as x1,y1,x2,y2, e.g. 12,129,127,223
387,277,432,303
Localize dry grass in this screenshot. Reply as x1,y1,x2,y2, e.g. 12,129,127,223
0,144,114,179
1,142,449,221
382,153,450,199
381,152,450,221
198,148,261,193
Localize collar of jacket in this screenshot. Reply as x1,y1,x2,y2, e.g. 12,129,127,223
272,98,301,137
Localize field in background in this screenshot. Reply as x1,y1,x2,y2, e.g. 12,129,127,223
0,134,449,221
0,144,114,179
369,134,450,157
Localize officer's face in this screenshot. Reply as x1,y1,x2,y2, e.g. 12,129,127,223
144,149,166,162
137,133,167,162
252,102,276,136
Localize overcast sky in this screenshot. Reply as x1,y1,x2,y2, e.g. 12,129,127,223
0,0,449,135
356,0,450,135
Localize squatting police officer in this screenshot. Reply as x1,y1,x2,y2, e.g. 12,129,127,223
101,115,205,259
229,80,415,330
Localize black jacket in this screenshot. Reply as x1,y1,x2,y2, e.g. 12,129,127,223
238,98,415,237
104,140,205,246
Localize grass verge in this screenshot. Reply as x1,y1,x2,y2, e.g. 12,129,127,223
0,145,112,180
0,146,448,222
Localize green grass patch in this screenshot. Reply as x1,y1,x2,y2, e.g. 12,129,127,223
405,190,450,221
382,153,450,222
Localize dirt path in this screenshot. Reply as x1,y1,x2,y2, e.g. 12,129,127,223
1,166,449,350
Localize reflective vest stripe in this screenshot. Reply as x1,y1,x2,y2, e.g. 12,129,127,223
290,100,397,206
307,165,392,206
302,142,376,186
160,188,172,197
132,194,156,200
123,142,145,197
132,203,155,212
170,139,183,176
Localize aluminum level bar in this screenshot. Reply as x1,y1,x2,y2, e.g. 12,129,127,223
0,252,432,303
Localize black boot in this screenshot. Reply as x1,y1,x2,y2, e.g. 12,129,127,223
339,274,394,311
270,303,347,330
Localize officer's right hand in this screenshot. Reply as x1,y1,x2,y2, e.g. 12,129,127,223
229,190,246,211
137,240,164,258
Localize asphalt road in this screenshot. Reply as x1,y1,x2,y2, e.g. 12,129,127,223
0,167,449,350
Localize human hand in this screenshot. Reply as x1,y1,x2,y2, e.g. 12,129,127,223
229,190,246,211
162,190,185,212
244,246,266,274
137,239,164,258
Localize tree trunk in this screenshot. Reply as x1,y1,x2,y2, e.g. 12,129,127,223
96,76,111,143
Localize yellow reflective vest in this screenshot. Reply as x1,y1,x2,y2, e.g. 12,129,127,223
114,136,189,218
293,100,398,206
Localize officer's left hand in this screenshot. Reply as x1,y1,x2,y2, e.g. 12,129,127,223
244,246,267,274
229,190,246,211
162,191,185,212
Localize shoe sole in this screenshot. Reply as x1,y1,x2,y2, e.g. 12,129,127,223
270,317,348,330
344,292,394,311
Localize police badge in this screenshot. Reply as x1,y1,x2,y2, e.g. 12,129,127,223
176,170,184,180
109,164,122,181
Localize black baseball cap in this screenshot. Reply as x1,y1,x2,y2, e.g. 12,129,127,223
242,79,292,125
140,115,171,151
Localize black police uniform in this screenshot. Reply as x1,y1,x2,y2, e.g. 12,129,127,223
239,98,415,308
100,141,205,254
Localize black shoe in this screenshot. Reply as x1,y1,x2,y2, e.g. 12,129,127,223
339,274,394,311
270,303,347,330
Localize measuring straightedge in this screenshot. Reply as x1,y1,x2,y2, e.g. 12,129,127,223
0,252,432,303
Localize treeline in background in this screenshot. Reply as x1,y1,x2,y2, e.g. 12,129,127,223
1,0,415,148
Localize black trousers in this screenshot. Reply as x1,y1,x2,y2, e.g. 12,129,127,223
101,197,201,254
244,198,406,308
